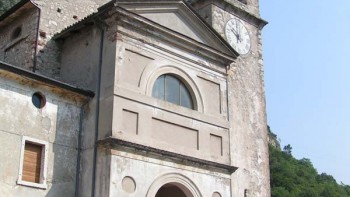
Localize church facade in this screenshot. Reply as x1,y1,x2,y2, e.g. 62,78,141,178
0,0,269,196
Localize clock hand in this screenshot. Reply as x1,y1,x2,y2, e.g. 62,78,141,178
230,28,238,36
235,22,242,42
238,23,244,42
230,28,240,43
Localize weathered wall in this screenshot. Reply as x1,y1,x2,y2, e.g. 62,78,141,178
59,26,101,90
0,0,109,78
225,0,260,16
0,0,113,79
191,1,269,196
0,73,83,196
210,4,269,197
0,6,38,70
32,0,110,78
68,21,117,197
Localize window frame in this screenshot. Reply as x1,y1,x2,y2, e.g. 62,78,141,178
17,136,48,189
142,66,204,113
152,74,194,109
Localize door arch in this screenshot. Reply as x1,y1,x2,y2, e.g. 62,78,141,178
155,183,193,197
146,173,202,197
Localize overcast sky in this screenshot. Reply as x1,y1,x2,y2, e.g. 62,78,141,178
260,0,350,185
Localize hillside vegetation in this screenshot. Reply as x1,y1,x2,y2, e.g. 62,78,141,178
268,126,350,197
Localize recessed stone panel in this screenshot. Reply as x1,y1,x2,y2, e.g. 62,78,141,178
152,118,198,150
199,77,221,115
120,49,153,88
210,134,222,156
122,109,138,135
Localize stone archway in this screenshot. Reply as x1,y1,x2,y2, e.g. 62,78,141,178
146,173,202,197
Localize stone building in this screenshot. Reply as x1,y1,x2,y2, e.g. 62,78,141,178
0,0,269,196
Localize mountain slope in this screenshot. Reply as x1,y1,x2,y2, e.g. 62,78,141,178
268,127,350,197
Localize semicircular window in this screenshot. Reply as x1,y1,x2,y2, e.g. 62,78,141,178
152,74,194,109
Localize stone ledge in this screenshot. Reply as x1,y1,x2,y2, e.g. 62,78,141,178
98,137,238,174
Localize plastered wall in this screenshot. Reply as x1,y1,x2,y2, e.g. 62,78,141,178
0,73,83,196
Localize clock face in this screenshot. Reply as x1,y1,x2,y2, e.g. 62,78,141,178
225,18,251,55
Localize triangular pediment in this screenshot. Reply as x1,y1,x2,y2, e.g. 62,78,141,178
118,0,237,57
141,11,206,44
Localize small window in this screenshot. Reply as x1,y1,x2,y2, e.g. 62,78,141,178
152,74,194,109
11,26,22,40
32,92,46,109
18,137,48,189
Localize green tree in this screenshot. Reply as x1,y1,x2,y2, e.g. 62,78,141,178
268,125,350,197
299,189,318,197
317,173,337,183
272,187,291,197
283,144,292,155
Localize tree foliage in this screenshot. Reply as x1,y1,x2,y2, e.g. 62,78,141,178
269,128,350,197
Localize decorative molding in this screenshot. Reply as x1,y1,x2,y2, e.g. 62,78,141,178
146,173,202,197
98,137,238,174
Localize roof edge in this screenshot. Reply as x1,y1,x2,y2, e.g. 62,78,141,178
54,3,237,66
0,61,95,98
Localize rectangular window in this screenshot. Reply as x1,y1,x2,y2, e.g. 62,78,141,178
17,136,48,189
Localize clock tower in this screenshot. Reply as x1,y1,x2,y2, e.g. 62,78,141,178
191,0,270,196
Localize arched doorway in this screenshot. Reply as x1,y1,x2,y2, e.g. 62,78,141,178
155,183,194,197
146,173,202,197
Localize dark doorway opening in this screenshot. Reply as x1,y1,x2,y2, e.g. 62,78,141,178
155,183,193,197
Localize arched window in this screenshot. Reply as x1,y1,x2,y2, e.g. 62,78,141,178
152,74,194,109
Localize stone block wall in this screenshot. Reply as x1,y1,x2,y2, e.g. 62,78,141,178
32,0,109,79
0,6,39,71
191,1,270,196
212,5,269,197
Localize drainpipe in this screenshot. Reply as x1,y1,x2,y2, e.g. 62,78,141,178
75,100,89,197
30,0,40,72
91,18,107,197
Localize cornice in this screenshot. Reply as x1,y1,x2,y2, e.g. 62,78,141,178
98,137,238,174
